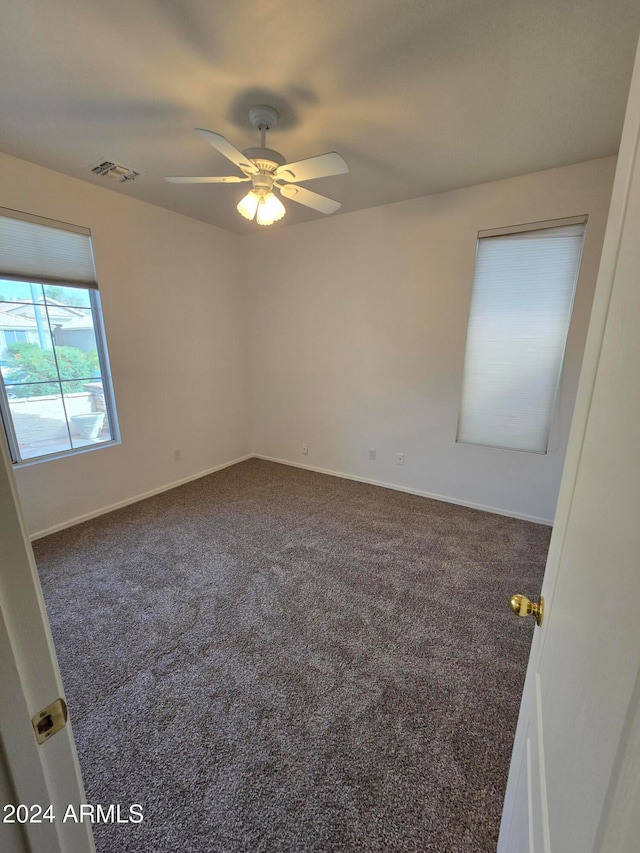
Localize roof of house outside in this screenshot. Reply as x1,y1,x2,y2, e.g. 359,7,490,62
0,301,90,331
0,298,85,319
0,310,37,329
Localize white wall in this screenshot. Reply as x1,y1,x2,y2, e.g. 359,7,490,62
0,153,248,536
0,154,616,532
245,158,616,523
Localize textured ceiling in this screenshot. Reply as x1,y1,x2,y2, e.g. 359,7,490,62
1,0,639,234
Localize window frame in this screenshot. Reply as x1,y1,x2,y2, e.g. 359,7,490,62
0,281,120,467
0,207,120,465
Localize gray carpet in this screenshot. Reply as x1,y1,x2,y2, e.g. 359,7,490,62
34,459,549,852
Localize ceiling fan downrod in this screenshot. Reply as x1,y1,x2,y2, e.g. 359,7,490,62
248,105,278,150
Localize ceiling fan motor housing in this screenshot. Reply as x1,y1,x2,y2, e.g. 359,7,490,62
242,144,286,194
242,148,286,171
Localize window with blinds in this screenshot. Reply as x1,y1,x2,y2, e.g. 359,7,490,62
0,208,119,464
456,217,586,454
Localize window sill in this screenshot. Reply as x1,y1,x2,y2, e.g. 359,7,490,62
12,438,121,469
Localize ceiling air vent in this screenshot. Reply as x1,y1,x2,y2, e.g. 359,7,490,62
89,160,140,183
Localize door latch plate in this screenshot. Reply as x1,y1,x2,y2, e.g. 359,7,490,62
32,698,68,744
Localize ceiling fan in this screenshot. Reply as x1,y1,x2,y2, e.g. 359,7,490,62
165,105,348,226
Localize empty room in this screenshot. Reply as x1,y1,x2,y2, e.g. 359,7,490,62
2,2,640,853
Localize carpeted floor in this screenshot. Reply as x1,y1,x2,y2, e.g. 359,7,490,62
34,459,549,852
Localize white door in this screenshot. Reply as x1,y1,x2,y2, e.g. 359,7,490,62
0,433,94,853
499,36,640,853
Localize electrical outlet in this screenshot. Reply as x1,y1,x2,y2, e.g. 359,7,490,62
302,444,309,455
369,448,376,460
174,449,182,462
396,453,404,465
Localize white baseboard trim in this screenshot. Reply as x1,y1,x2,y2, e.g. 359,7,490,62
30,452,552,539
253,454,554,526
29,454,253,540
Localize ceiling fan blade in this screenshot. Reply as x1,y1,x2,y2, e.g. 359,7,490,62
274,152,348,183
278,184,341,214
164,175,250,183
195,128,259,175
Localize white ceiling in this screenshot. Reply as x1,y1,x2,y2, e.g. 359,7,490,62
1,0,639,234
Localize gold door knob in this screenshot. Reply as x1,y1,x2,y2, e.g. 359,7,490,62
510,594,544,627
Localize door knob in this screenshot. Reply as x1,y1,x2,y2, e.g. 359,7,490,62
510,594,544,627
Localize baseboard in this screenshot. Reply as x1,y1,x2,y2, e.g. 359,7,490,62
253,454,554,526
30,451,553,539
29,454,253,540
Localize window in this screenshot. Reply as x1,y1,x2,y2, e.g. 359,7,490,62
4,330,28,346
457,217,586,454
0,208,119,463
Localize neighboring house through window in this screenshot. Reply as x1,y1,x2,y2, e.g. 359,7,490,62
0,208,119,463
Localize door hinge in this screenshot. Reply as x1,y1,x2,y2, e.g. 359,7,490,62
32,698,68,745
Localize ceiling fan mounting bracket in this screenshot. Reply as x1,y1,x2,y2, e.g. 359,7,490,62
248,105,278,131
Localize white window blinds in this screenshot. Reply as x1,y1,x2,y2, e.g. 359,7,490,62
457,218,586,454
0,207,97,288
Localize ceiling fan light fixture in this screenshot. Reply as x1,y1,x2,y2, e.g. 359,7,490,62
237,190,260,220
255,192,286,226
